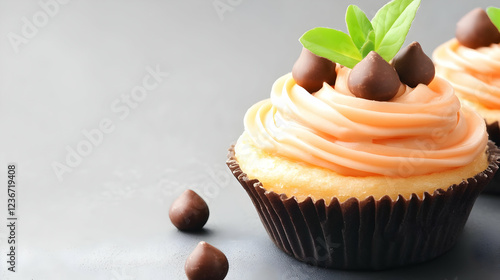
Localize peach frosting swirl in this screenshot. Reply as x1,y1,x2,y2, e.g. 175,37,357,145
433,39,500,109
243,67,488,177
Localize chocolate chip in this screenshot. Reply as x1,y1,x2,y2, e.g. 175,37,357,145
456,8,500,49
185,241,229,280
292,48,337,93
348,51,401,101
169,189,209,231
392,41,435,88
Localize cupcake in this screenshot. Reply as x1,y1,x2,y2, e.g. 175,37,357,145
433,7,500,194
227,0,500,270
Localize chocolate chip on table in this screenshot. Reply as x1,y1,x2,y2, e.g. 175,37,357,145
456,8,500,49
348,51,401,101
185,241,229,280
169,189,209,231
292,47,337,93
391,41,435,88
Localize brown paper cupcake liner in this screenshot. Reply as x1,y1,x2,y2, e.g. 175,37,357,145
226,142,500,270
485,121,500,194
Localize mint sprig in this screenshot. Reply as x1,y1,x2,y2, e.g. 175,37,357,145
299,0,421,68
487,7,500,32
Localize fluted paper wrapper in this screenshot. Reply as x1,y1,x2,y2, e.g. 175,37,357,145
485,122,500,194
226,142,500,270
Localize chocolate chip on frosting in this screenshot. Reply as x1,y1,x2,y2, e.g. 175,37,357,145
391,41,435,88
185,241,229,280
169,189,209,231
348,51,401,101
456,8,500,49
292,48,337,93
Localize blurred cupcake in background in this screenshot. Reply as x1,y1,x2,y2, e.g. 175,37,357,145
434,6,500,194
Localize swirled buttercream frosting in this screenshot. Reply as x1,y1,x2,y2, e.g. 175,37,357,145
243,66,487,177
433,39,500,109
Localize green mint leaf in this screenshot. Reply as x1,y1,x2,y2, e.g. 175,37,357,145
371,0,421,62
360,31,375,57
300,27,362,68
346,5,374,51
487,7,500,32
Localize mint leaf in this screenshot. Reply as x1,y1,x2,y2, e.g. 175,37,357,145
300,27,362,68
371,0,421,62
487,7,500,32
360,31,375,57
298,0,421,69
346,5,374,51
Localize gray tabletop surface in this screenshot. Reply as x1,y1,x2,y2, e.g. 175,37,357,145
0,0,499,279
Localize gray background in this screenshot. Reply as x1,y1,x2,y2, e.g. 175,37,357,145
0,0,499,279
